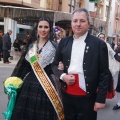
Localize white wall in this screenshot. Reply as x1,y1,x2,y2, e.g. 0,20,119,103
3,18,33,44
4,18,17,44
108,0,115,36
88,1,96,12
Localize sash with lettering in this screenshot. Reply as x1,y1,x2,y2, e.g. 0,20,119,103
28,44,64,120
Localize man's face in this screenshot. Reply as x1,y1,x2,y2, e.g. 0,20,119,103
9,31,12,35
71,11,90,37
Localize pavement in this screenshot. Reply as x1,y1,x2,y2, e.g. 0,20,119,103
0,48,22,67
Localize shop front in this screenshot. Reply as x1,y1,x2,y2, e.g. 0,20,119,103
0,5,72,43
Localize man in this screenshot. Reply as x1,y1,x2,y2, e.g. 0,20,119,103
3,30,12,63
0,30,3,61
52,8,109,120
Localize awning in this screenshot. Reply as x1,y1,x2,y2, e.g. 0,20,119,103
54,12,71,22
0,5,105,29
90,17,106,28
0,5,72,22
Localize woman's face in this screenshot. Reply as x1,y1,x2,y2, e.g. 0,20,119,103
37,20,50,39
98,34,105,41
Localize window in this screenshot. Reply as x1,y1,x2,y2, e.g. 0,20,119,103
117,5,119,14
106,5,108,17
58,0,62,11
68,0,75,13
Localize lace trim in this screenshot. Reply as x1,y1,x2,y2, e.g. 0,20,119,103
26,41,56,68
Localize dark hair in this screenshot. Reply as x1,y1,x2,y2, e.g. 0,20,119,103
24,17,55,53
38,17,53,33
11,17,55,77
97,33,105,38
37,17,56,48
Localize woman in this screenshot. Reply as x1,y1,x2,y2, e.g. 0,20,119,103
98,34,115,74
112,43,120,110
97,33,115,99
11,17,64,120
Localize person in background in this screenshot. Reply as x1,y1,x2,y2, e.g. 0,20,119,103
111,37,118,51
52,8,109,120
97,33,115,99
56,31,62,43
11,17,64,120
112,43,120,110
20,39,28,51
3,30,12,64
13,39,21,51
97,33,115,75
0,30,3,61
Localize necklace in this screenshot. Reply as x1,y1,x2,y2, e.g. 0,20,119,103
37,40,48,58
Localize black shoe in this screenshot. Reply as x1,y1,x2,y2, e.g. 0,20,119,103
113,104,120,110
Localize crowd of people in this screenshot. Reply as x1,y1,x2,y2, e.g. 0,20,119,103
2,8,120,120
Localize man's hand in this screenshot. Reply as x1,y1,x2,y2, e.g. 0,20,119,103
94,102,105,112
63,74,75,85
58,61,64,70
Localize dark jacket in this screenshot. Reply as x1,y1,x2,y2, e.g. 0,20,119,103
0,36,3,53
52,33,109,103
3,33,11,50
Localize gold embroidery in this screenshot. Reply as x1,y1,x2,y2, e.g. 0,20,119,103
31,61,64,120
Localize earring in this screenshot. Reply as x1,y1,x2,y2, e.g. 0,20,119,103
37,31,39,38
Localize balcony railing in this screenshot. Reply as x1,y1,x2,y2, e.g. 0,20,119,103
116,13,120,19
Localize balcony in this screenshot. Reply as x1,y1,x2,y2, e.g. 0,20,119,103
89,11,103,19
116,13,120,20
118,29,120,35
89,11,96,18
114,29,119,34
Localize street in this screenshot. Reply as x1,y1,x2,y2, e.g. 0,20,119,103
0,64,120,120
0,64,15,120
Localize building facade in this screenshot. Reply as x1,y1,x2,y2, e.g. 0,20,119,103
0,0,118,42
0,0,72,42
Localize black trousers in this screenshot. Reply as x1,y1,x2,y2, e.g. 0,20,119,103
3,50,10,62
116,71,120,92
62,91,97,120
